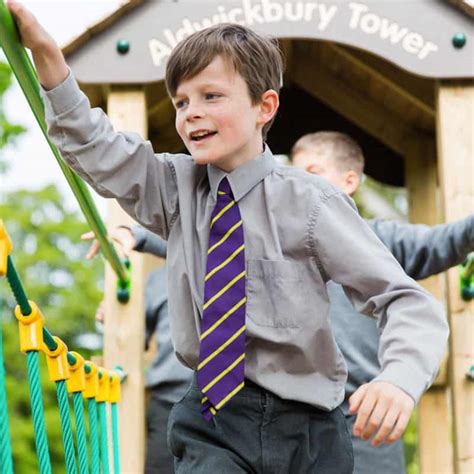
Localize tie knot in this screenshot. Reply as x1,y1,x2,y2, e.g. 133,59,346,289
217,177,232,198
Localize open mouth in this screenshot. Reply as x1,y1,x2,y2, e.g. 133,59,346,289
190,130,218,142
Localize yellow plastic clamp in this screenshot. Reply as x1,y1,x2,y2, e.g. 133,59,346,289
96,369,111,403
0,220,12,277
43,336,70,382
66,351,86,393
14,301,45,353
109,372,121,403
83,362,99,399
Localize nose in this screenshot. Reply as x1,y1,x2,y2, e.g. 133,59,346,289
185,100,203,121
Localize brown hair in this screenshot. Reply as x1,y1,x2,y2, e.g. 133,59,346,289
165,23,284,139
291,131,365,176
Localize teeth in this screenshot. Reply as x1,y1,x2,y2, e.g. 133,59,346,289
191,130,213,138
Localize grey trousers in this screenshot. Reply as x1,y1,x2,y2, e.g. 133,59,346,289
344,412,405,474
146,394,175,474
167,379,354,473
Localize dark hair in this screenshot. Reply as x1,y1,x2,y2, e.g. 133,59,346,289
165,23,284,139
291,131,365,176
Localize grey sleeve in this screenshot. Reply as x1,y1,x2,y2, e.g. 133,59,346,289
368,216,474,280
40,69,178,239
132,226,167,258
312,193,449,403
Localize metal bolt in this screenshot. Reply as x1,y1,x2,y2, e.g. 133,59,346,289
116,39,130,55
452,33,466,49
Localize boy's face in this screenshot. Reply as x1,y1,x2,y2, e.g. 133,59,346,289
172,55,273,172
292,150,359,196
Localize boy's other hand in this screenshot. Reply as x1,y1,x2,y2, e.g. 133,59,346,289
348,381,415,447
81,227,136,260
6,1,54,51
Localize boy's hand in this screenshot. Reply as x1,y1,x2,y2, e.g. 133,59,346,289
6,1,53,51
81,227,136,260
349,381,415,447
6,1,68,90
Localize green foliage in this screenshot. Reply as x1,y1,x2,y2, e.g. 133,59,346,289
0,185,103,473
404,410,420,474
0,61,27,172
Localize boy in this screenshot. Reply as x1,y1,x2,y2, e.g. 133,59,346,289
9,3,448,472
291,131,474,473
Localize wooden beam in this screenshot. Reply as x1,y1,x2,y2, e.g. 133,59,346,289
327,43,435,118
291,43,413,156
436,80,474,474
405,137,453,474
448,0,474,19
105,86,149,473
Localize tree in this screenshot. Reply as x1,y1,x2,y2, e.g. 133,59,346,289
0,60,26,172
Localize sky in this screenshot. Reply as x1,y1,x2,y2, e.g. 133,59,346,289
1,0,124,214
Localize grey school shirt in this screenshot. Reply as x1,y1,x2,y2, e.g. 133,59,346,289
134,228,193,402
41,70,448,410
135,216,473,410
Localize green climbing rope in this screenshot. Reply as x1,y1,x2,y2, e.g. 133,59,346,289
87,398,100,474
111,402,120,474
72,392,89,474
98,401,110,474
5,255,30,315
0,1,129,286
0,298,14,474
56,380,78,474
26,351,52,474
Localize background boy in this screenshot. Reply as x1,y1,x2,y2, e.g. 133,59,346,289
9,3,448,472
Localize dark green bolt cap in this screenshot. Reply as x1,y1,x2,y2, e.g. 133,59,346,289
116,39,130,55
452,33,466,49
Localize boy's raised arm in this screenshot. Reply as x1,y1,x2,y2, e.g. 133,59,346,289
8,1,179,238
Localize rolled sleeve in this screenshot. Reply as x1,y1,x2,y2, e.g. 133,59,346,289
311,193,449,402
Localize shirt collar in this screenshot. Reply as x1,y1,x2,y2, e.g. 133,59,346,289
207,145,276,202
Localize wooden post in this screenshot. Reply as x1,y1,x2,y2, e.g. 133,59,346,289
405,137,453,474
104,87,148,473
436,81,474,474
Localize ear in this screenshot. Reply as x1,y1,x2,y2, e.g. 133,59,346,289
257,89,279,127
344,170,361,196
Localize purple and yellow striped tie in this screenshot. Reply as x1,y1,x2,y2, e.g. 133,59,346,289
197,177,246,420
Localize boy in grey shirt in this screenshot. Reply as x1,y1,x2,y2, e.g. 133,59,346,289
92,131,471,473
11,4,448,472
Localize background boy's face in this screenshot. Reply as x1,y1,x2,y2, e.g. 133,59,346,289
173,55,265,172
292,150,359,195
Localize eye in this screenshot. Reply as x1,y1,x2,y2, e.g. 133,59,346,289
174,99,188,109
205,93,221,100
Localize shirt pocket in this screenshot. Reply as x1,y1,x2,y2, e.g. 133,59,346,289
246,258,323,328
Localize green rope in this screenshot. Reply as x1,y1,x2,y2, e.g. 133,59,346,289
86,398,100,474
0,298,13,474
72,392,89,474
56,380,78,474
0,1,129,285
111,403,120,474
6,256,31,315
26,351,52,474
98,402,110,474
